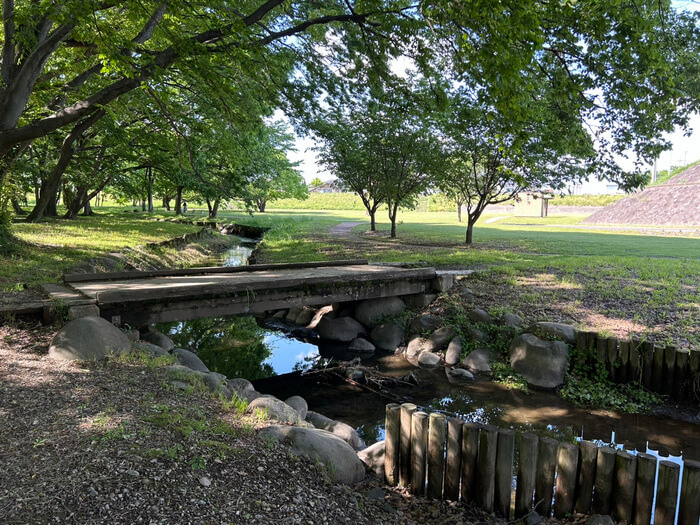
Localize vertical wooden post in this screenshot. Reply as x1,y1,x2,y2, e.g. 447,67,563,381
495,429,515,519
607,338,619,382
476,424,498,513
629,337,642,382
554,443,579,519
690,351,700,402
634,452,657,525
515,433,539,520
399,403,417,487
652,342,664,393
654,460,680,525
612,450,637,524
410,411,429,496
535,437,558,517
443,418,462,501
641,340,654,388
679,459,700,525
618,340,630,383
595,333,607,365
385,403,401,486
460,422,479,503
574,441,598,515
427,413,446,500
663,345,677,396
592,446,617,515
674,350,689,400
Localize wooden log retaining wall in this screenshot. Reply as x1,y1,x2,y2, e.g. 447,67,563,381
574,331,699,402
384,403,700,524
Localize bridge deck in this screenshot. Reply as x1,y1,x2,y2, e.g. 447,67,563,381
64,261,438,325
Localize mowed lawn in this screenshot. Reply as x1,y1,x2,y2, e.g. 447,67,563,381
3,206,698,349
220,208,700,349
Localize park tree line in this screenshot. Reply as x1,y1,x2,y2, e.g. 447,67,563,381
0,1,698,246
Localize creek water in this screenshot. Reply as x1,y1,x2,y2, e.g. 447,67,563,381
175,235,699,465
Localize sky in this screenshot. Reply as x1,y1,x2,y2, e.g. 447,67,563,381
288,1,700,185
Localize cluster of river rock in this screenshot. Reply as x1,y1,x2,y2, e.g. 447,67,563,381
47,287,582,486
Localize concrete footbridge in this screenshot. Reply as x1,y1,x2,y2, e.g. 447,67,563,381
45,260,455,326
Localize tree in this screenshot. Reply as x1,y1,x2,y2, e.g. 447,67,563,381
240,122,307,213
310,178,323,189
438,89,595,244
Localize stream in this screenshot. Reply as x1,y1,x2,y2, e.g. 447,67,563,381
163,234,699,467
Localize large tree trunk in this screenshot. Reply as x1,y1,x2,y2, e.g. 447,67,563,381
163,195,171,211
82,199,93,216
25,111,104,222
465,219,475,244
174,185,184,214
257,199,266,213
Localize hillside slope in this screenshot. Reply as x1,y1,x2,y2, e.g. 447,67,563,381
583,164,700,226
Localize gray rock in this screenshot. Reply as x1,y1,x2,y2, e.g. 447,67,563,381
285,396,308,419
501,313,525,328
346,368,365,382
402,293,437,308
272,310,287,319
424,326,457,353
466,326,487,342
246,397,303,424
526,321,578,345
524,511,544,525
173,348,209,373
49,316,131,361
96,257,122,272
125,329,140,342
586,515,614,525
257,425,365,484
317,316,365,342
447,368,475,382
294,308,316,327
370,324,405,351
408,314,442,335
509,333,569,389
417,351,441,369
459,287,475,302
354,297,406,327
405,336,424,357
141,331,175,352
468,308,493,324
348,338,376,354
444,337,462,365
229,377,255,394
202,372,228,395
67,304,100,320
357,440,385,479
462,347,494,374
286,307,302,322
199,476,211,488
305,411,365,451
132,342,169,358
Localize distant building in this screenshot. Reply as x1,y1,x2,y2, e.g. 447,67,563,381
513,191,555,217
309,179,343,193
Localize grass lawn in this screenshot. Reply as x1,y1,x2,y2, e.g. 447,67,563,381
3,205,698,349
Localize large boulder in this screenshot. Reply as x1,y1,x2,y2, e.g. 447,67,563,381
469,308,493,325
357,440,385,478
229,378,260,402
417,351,441,369
526,322,578,345
501,313,526,328
462,347,494,374
444,337,462,366
370,323,405,351
246,397,303,424
317,317,365,342
405,336,424,358
424,326,457,353
305,411,365,450
258,425,365,484
49,316,130,361
354,297,406,327
141,331,175,352
173,348,209,373
285,396,308,419
509,334,569,389
447,368,475,382
408,314,442,335
132,342,170,358
348,338,376,355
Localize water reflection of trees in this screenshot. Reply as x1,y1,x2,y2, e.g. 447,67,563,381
157,317,275,380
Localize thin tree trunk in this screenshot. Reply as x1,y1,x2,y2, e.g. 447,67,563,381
466,218,475,244
11,198,26,215
457,201,462,223
146,166,154,212
82,198,93,216
389,203,399,238
209,198,219,218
